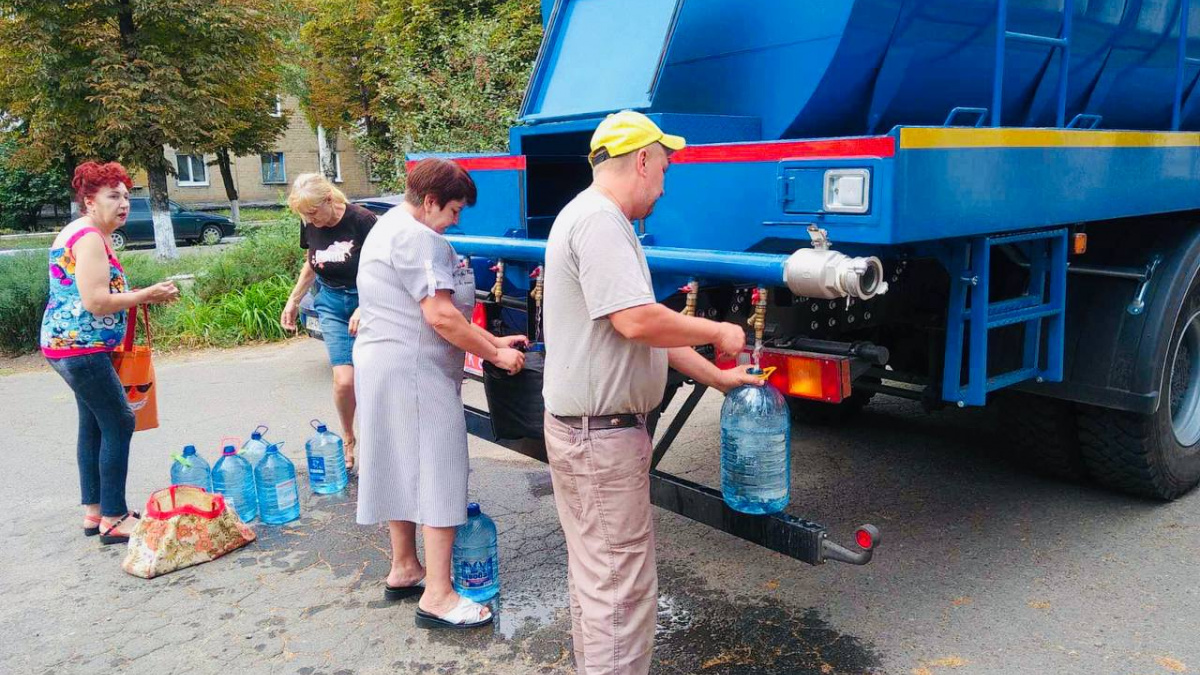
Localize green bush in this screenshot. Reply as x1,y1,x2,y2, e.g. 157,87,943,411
0,253,49,355
156,275,293,349
194,221,302,301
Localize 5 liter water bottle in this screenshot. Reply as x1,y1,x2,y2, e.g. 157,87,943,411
240,425,271,467
170,445,212,491
452,503,500,602
305,419,348,494
213,442,258,522
720,369,791,515
255,442,301,525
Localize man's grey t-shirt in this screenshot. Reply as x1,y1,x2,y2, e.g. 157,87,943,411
542,188,668,416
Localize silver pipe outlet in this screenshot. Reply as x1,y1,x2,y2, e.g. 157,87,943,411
783,248,888,300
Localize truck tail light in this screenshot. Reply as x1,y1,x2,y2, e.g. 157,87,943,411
717,349,852,403
471,301,488,329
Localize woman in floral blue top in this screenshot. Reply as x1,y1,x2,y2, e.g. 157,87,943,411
41,162,179,545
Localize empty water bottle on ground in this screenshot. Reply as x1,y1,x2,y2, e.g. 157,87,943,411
305,419,348,494
212,441,258,522
452,503,500,602
720,369,791,515
240,425,271,467
255,442,301,525
170,445,212,492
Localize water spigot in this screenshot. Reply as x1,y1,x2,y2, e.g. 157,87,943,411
747,286,768,341
489,260,505,304
680,280,698,316
529,266,544,308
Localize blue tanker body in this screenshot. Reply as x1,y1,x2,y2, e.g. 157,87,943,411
417,0,1200,521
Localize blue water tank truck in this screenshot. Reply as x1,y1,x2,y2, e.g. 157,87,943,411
403,0,1200,565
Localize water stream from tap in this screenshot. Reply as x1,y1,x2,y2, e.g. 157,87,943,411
752,337,763,370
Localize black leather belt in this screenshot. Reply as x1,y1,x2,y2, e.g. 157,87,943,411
552,414,642,430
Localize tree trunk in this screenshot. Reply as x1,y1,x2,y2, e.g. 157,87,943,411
215,149,240,224
317,125,338,180
146,166,178,259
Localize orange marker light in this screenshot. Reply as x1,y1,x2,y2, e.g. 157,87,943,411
1072,232,1088,255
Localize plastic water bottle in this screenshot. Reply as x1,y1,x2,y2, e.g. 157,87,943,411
240,425,271,467
305,419,348,494
170,445,212,492
255,442,301,525
720,372,791,514
212,443,258,522
452,503,500,602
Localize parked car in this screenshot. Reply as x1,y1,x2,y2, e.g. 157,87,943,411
110,198,236,251
351,194,405,217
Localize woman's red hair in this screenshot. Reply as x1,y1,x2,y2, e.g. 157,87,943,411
72,161,133,212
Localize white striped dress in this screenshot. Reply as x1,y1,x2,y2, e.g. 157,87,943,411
353,209,476,528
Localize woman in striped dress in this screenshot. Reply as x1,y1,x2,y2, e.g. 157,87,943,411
354,158,526,629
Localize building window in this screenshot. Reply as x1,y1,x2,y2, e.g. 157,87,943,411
261,152,287,184
332,152,343,183
270,94,283,117
176,154,208,187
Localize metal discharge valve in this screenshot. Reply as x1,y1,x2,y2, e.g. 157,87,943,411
783,226,888,301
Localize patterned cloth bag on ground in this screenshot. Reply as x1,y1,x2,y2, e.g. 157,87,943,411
122,485,256,579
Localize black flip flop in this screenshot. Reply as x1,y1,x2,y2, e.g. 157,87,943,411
384,580,424,602
98,511,139,546
84,516,101,537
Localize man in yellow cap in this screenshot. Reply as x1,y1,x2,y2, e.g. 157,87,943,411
542,110,761,674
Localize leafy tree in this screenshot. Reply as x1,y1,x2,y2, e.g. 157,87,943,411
296,0,386,181
0,0,289,258
0,139,69,232
370,0,542,187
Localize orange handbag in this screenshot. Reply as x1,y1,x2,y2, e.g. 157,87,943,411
111,304,158,431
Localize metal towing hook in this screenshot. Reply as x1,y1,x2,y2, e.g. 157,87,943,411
820,524,881,565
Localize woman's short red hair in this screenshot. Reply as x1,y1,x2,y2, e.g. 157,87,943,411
72,161,133,212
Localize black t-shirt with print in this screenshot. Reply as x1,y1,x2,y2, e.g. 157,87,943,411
299,203,377,289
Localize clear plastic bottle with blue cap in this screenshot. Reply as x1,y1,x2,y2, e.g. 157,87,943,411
170,445,212,492
305,419,348,494
255,442,301,525
720,367,791,514
240,425,271,467
212,439,258,522
452,502,500,602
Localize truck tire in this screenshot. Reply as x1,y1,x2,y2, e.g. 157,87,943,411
994,392,1088,482
1077,281,1200,500
786,379,877,425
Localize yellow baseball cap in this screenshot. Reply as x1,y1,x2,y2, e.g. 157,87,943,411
589,111,686,166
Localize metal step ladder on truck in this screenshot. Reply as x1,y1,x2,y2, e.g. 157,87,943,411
410,0,1200,567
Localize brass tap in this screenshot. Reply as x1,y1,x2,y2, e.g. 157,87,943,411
529,266,544,308
489,260,505,304
747,286,768,341
680,280,698,316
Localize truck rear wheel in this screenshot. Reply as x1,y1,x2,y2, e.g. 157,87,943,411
1077,282,1200,500
994,392,1088,482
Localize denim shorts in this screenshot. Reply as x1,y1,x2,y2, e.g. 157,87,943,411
313,282,359,367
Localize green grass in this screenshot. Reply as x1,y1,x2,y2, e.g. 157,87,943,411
212,206,292,224
0,234,56,251
0,222,304,356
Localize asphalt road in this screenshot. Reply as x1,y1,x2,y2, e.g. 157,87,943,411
1,339,1196,675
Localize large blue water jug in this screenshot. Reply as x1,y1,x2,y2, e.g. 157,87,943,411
240,425,271,467
212,443,258,522
170,445,212,492
720,372,791,515
452,503,500,602
255,442,301,525
305,419,348,494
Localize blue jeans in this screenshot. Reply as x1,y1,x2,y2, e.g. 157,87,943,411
47,352,135,517
313,282,359,367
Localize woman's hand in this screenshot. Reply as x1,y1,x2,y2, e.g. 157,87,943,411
491,347,525,375
349,308,361,336
141,281,180,305
280,298,300,332
494,334,529,350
